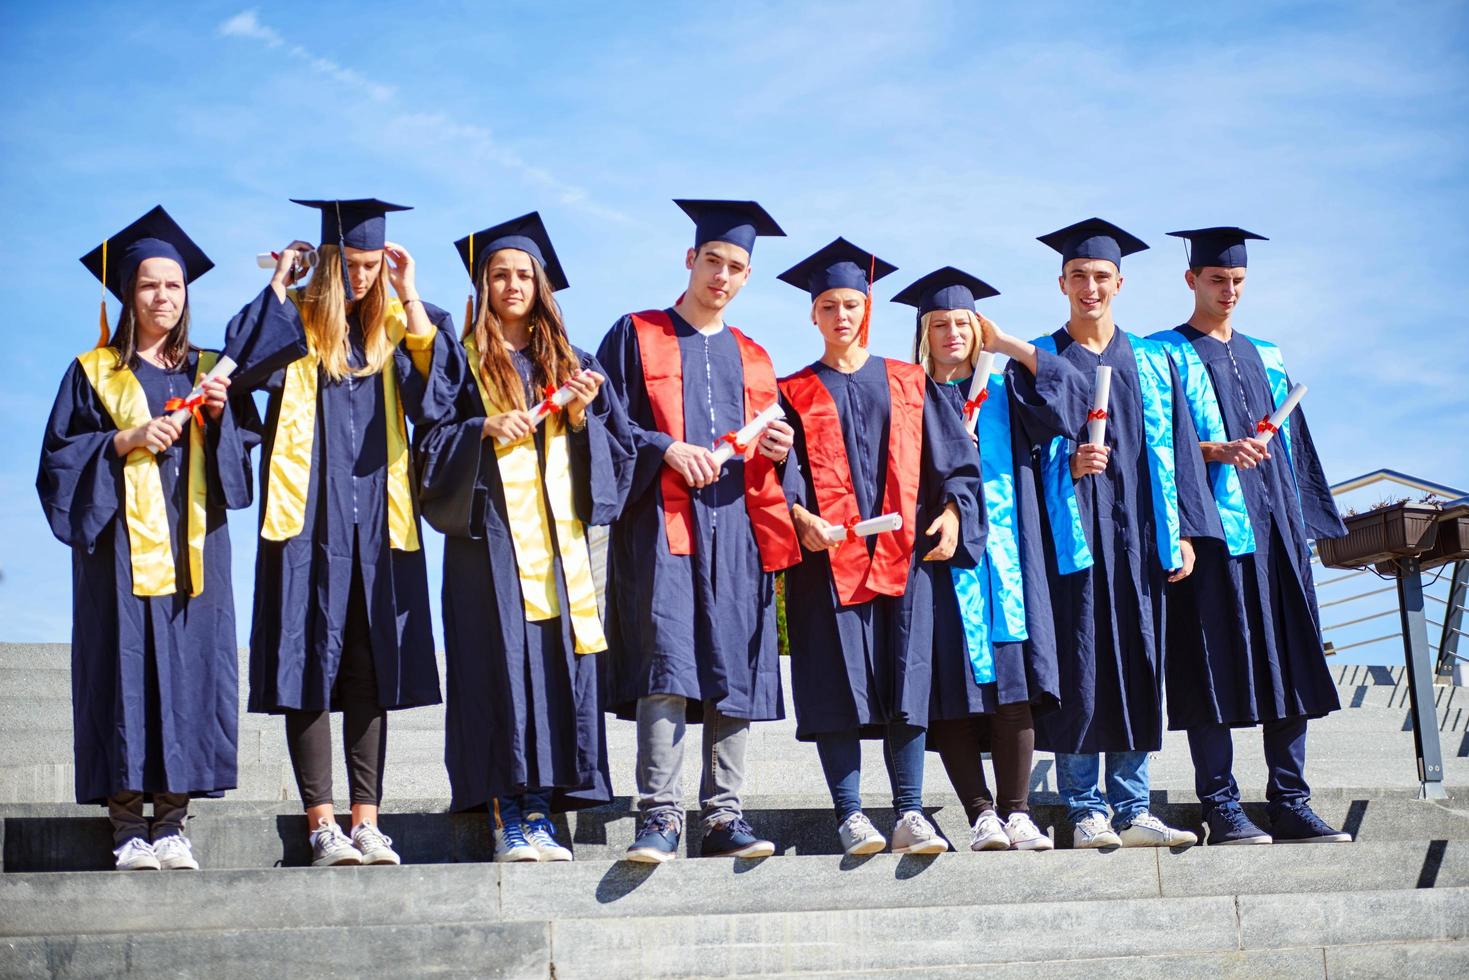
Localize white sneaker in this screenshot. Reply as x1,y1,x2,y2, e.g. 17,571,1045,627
837,811,887,856
1073,812,1122,849
494,822,542,863
891,810,950,855
524,814,573,862
1117,810,1198,848
1004,812,1054,851
152,833,199,870
969,811,1010,852
113,837,160,871
351,821,401,865
310,818,363,867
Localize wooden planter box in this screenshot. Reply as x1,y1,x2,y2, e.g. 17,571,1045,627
1422,514,1469,570
1318,502,1440,570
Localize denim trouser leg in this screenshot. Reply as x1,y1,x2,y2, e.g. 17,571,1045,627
882,723,927,815
1188,724,1242,811
1105,750,1151,827
1263,717,1310,814
815,733,863,822
699,706,750,829
521,788,553,819
1055,753,1106,825
635,694,687,822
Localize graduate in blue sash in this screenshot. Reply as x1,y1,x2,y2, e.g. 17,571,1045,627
411,213,635,862
232,199,455,867
1150,228,1350,845
897,267,1059,853
996,218,1221,848
38,207,256,871
777,241,984,857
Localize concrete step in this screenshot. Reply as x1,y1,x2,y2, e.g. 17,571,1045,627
1,888,1464,978
4,793,1466,871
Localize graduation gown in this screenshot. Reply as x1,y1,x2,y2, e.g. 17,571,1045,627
1156,326,1345,728
780,357,984,741
412,339,635,812
37,350,256,804
929,378,1061,722
1008,329,1220,754
597,310,787,723
235,288,448,714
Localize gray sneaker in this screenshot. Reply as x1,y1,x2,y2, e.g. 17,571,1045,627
1118,810,1198,848
113,836,160,871
969,811,1011,852
1004,812,1054,851
891,811,949,855
1073,812,1122,849
310,819,363,867
351,821,401,865
152,833,199,870
838,812,887,856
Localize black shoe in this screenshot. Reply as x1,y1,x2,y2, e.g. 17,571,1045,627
626,813,681,863
701,817,775,858
1203,803,1273,845
1269,801,1352,843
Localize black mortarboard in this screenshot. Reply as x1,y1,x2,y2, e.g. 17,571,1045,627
79,204,214,303
454,211,568,291
1167,226,1267,269
674,199,785,256
891,266,1000,317
1038,217,1148,269
777,237,897,300
291,198,410,302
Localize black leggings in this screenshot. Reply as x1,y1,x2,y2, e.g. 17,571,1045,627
283,563,387,808
929,701,1036,822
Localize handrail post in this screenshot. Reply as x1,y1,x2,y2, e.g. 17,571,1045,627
1395,557,1448,799
1435,559,1466,678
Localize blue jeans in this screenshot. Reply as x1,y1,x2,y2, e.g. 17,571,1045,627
495,788,552,827
1188,718,1310,815
1055,751,1150,828
815,723,927,821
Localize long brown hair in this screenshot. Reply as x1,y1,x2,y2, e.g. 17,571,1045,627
298,244,391,381
462,251,577,411
108,271,193,371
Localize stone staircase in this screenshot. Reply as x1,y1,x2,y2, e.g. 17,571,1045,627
2,641,1467,978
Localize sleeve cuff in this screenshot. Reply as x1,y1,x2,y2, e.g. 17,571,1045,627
402,325,438,351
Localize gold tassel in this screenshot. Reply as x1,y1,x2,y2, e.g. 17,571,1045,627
96,238,110,348
464,232,475,334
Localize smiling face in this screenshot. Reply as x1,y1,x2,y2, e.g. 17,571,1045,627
926,309,976,368
811,287,868,347
486,248,537,322
684,241,751,312
132,257,187,335
343,246,384,299
1186,265,1247,319
1058,258,1123,322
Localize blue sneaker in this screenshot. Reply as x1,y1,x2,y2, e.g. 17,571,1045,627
701,817,775,859
494,819,541,863
1269,801,1352,843
1203,803,1272,845
626,812,681,864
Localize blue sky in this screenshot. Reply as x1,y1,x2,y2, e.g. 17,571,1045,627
2,1,1466,651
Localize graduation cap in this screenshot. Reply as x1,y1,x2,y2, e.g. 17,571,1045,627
80,205,214,348
674,199,785,256
891,266,1000,317
454,211,568,291
1167,226,1267,269
290,198,411,302
777,237,897,300
1038,217,1148,269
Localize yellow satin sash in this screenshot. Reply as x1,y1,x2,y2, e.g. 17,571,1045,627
77,348,216,597
466,341,605,653
261,295,422,551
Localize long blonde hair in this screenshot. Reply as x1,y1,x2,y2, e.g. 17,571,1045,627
298,244,391,381
462,252,577,411
915,308,982,377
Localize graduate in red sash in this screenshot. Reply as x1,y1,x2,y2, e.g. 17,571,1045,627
776,240,984,856
597,200,801,862
38,207,256,871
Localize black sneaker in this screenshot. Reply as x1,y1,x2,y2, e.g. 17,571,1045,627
626,812,681,863
1203,803,1273,845
1269,801,1352,843
701,817,775,858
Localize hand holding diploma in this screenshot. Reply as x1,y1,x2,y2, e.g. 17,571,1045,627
1255,383,1306,446
962,352,997,435
495,374,583,446
166,356,237,426
1086,365,1112,446
711,404,785,466
821,511,903,544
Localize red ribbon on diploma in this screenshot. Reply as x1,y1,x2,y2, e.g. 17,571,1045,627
1256,415,1278,435
1087,409,1108,422
842,516,862,538
164,393,206,427
537,384,563,416
964,388,989,417
719,431,749,455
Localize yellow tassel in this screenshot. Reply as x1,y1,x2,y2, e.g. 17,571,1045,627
96,239,110,348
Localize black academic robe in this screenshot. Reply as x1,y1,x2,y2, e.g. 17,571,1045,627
929,379,1061,722
235,288,447,714
1008,329,1222,755
780,357,984,741
411,339,635,812
596,310,786,723
1160,326,1346,729
37,351,256,804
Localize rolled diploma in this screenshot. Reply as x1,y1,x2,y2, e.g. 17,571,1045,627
963,352,997,435
496,378,579,446
167,357,236,425
822,511,903,544
1255,383,1306,445
256,250,319,269
1087,365,1112,446
710,403,785,467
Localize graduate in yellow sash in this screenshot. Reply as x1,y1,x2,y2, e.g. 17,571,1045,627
229,198,456,867
38,206,256,871
414,212,634,863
